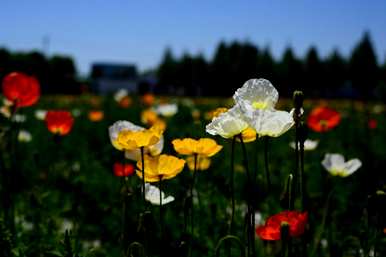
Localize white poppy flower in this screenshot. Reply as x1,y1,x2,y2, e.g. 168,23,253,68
233,78,278,111
290,139,319,151
12,114,26,123
322,153,362,177
155,103,178,117
243,109,294,137
18,130,32,143
234,78,294,137
206,105,249,138
35,109,47,120
108,120,163,159
114,89,128,102
144,183,174,205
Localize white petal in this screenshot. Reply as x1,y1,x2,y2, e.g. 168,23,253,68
290,139,319,151
108,120,143,142
144,183,174,205
322,153,344,172
149,136,164,156
233,78,278,110
155,104,178,117
342,159,362,177
304,139,319,150
244,109,294,137
205,105,249,138
114,89,128,102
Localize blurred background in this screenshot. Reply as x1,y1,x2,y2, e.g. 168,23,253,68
1,0,385,99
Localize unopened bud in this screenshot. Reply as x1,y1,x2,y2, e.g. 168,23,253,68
293,91,304,110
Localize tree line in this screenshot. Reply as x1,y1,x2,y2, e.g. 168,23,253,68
157,32,386,100
0,49,79,94
1,32,386,99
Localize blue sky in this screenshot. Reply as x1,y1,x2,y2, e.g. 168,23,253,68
1,0,385,75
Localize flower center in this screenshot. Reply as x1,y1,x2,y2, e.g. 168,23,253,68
319,119,328,127
252,101,268,109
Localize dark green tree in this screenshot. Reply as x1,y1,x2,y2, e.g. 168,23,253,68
238,42,259,86
257,47,277,83
278,47,304,96
304,46,325,97
0,48,11,80
325,49,348,97
157,48,177,94
349,32,378,99
210,41,231,96
48,55,78,93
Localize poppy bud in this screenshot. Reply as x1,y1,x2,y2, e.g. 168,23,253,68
293,91,304,110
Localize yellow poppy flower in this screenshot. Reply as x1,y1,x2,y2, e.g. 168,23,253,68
136,154,186,182
172,138,222,157
186,156,211,171
116,124,163,151
236,127,257,143
141,109,159,126
204,107,228,120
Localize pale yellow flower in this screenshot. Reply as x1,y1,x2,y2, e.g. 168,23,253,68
117,126,162,150
136,154,185,182
172,138,222,157
186,156,211,171
109,121,163,154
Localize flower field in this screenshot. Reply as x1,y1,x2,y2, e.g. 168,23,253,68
0,73,385,257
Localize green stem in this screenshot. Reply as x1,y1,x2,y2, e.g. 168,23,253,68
189,153,198,257
299,138,305,211
140,146,145,205
293,127,299,210
238,134,255,257
159,176,163,257
287,174,293,210
230,136,236,234
264,137,271,193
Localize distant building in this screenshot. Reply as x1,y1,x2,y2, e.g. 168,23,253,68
90,63,138,94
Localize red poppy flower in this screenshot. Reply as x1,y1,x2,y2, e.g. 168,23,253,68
255,211,308,241
45,111,74,136
113,163,135,177
368,119,377,129
307,106,341,132
2,72,40,108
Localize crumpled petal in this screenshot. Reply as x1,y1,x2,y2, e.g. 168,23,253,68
206,105,249,138
233,78,278,111
243,109,294,137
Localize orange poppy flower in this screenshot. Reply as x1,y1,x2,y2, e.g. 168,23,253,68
256,211,308,241
45,110,74,136
88,110,104,122
142,93,155,106
118,96,132,108
307,106,341,132
113,163,135,177
2,72,40,108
